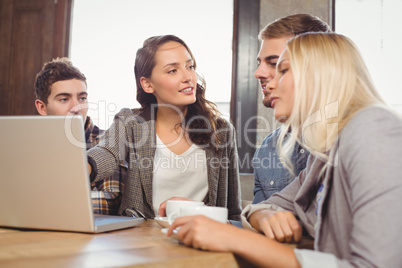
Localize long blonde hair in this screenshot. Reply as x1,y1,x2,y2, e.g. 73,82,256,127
278,33,385,174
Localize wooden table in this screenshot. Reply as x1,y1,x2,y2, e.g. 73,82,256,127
0,220,313,268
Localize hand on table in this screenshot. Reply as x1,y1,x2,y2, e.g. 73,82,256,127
166,215,302,268
249,209,302,243
167,215,236,252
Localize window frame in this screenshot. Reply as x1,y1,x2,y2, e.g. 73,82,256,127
230,0,260,173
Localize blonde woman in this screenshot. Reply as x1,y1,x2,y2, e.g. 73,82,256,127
168,33,402,267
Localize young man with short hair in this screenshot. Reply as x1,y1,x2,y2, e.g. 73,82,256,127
252,14,332,204
34,57,123,214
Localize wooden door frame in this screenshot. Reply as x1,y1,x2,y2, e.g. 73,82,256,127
0,0,73,115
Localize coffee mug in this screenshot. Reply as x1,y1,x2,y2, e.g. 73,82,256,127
174,206,228,224
166,200,204,225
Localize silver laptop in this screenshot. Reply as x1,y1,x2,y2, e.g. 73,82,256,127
0,115,144,233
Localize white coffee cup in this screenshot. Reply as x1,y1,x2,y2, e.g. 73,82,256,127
176,206,228,224
166,200,204,225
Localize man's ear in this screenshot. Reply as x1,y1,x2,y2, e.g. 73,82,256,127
140,77,154,94
35,99,48,115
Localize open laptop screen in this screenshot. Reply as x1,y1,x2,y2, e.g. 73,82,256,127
0,116,143,233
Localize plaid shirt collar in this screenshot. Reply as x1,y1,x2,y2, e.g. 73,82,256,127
84,116,102,150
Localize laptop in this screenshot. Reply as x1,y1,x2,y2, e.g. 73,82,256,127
0,115,144,233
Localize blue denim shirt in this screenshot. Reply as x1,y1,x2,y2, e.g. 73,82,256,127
252,128,309,204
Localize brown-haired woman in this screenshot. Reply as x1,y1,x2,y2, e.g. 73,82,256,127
87,35,241,220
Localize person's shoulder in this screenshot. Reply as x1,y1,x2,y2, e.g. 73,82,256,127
336,106,402,184
114,107,151,122
115,107,139,116
354,104,400,119
339,105,402,153
85,116,102,133
269,127,282,138
344,105,402,134
216,116,234,129
92,123,104,135
253,128,281,155
212,117,236,145
261,127,281,145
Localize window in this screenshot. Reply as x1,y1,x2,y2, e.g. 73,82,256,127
71,0,233,129
336,0,402,114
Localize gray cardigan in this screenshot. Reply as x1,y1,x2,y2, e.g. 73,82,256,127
242,105,402,267
88,108,242,220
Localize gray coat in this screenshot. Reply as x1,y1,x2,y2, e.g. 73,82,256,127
242,105,402,267
88,108,242,220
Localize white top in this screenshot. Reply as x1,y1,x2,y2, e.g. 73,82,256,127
152,135,208,216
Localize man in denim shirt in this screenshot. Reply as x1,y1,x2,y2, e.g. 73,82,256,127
252,14,331,204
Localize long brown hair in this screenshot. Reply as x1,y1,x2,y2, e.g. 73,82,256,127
134,35,223,147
